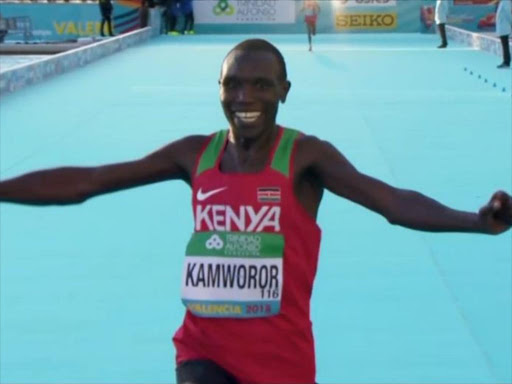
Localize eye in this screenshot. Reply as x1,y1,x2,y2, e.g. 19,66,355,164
254,79,272,90
222,78,240,89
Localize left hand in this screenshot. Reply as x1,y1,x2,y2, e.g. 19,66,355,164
478,190,512,234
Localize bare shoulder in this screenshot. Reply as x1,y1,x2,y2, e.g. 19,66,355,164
173,134,211,156
294,133,356,183
294,134,337,171
178,134,212,173
147,134,209,161
141,134,210,183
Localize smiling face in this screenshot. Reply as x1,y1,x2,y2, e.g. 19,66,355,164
219,49,291,141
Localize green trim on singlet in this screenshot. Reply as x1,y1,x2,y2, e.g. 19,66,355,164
271,128,300,177
196,130,228,176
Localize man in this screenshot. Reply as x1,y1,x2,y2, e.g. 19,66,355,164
301,0,320,52
0,13,8,43
139,0,150,29
99,0,114,37
495,0,511,68
435,0,449,48
0,39,511,384
165,0,181,35
180,0,194,34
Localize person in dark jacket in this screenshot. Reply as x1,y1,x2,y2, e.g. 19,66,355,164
99,0,115,37
165,0,180,35
180,0,194,34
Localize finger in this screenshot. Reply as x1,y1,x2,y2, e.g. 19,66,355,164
482,191,511,219
492,190,510,205
494,211,512,225
488,191,509,212
479,203,494,217
494,192,511,211
492,200,512,225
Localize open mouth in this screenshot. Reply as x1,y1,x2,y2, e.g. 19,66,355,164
234,111,261,123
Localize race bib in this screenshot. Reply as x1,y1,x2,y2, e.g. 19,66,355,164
181,231,284,318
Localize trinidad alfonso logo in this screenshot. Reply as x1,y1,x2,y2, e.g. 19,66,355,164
213,0,235,16
206,234,224,250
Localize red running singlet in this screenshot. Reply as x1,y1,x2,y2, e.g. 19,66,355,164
173,127,322,384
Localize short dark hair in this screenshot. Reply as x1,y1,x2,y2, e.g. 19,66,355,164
225,39,288,81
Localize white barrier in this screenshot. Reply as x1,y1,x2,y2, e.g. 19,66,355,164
0,26,153,95
447,25,512,57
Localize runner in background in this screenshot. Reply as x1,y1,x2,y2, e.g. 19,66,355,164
301,0,320,52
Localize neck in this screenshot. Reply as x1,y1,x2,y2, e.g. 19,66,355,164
225,125,280,171
228,124,279,151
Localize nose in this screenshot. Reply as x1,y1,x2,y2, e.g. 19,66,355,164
235,83,255,103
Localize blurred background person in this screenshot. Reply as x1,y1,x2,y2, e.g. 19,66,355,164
180,0,194,35
0,13,8,43
301,0,320,52
495,0,511,68
139,0,149,28
99,0,115,37
165,0,181,35
435,0,449,48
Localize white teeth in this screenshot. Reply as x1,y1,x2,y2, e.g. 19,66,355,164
236,112,260,118
234,111,261,123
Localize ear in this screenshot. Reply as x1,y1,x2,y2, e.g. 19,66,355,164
280,80,291,104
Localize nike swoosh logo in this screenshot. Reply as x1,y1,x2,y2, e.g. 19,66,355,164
197,186,227,201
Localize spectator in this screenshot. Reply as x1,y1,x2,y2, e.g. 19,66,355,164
165,0,180,35
180,0,194,35
435,0,449,48
140,0,149,28
99,0,115,37
0,14,8,44
495,0,511,68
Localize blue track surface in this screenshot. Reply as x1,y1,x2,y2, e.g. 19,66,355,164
1,34,511,383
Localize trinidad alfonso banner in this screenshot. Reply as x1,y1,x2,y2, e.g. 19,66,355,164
194,0,296,24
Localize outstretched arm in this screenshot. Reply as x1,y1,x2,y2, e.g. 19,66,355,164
302,136,511,235
0,135,207,205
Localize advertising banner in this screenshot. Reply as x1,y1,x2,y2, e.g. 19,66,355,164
0,0,505,36
453,0,494,5
420,0,504,33
334,0,397,8
331,0,399,32
194,0,296,24
335,12,397,30
0,1,141,42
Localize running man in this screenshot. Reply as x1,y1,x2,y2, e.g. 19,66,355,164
1,39,511,384
301,0,320,52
